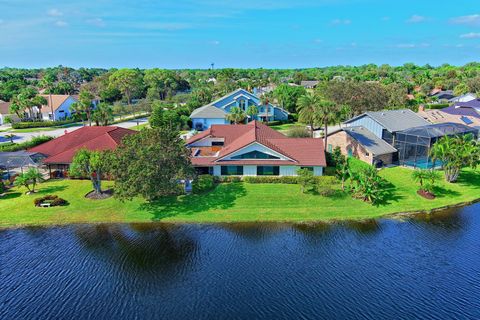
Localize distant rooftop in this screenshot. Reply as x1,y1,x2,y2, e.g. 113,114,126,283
345,109,430,132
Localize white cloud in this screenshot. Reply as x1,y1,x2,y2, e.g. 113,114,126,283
450,14,480,26
55,20,68,27
86,18,106,27
47,8,63,17
460,32,480,39
331,19,351,25
395,43,430,48
406,15,427,23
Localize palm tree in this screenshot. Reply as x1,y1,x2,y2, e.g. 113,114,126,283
226,107,246,124
92,103,114,126
14,168,44,194
4,134,15,144
71,90,94,126
260,94,271,124
246,105,259,122
315,99,339,150
297,93,320,137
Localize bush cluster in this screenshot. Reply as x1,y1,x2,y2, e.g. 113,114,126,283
192,175,215,194
0,135,54,152
12,119,75,129
214,176,242,183
243,176,298,184
425,103,450,110
34,195,68,207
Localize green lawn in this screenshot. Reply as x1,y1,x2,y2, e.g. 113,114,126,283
1,167,479,228
131,123,150,131
269,122,305,133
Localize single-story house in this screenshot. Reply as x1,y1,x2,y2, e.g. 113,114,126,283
418,106,480,128
0,100,13,125
186,120,326,176
343,109,430,145
190,89,289,131
300,80,320,89
327,126,397,166
449,93,477,103
36,94,78,121
441,99,480,120
28,126,135,178
429,89,455,101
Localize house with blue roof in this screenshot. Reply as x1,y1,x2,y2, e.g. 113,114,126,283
190,89,289,131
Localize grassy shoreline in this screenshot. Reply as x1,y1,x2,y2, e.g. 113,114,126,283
1,167,479,229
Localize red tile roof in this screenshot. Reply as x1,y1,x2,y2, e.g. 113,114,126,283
28,126,136,164
188,121,326,167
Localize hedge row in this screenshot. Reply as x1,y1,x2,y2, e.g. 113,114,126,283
425,103,450,110
214,175,337,185
12,119,76,129
0,135,53,152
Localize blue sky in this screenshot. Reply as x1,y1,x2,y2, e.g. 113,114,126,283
1,0,480,68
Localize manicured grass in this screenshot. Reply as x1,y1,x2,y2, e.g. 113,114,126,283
1,167,479,228
269,122,305,133
131,123,150,131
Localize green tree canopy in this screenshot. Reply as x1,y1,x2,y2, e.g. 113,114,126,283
111,127,193,201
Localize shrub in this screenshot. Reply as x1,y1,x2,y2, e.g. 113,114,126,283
297,168,316,193
0,135,54,152
315,176,339,196
287,126,311,138
425,103,450,110
243,176,298,184
12,119,75,129
34,195,68,207
215,176,242,183
350,166,388,205
192,175,215,194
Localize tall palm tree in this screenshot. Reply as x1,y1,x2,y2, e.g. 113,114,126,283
246,105,259,122
315,100,339,150
226,107,246,124
297,93,320,137
260,94,271,124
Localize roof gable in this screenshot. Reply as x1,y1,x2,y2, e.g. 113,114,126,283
190,104,227,119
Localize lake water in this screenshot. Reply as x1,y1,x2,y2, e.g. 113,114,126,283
1,204,480,319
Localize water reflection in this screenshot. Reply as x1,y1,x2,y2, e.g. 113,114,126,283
1,204,479,320
74,223,197,275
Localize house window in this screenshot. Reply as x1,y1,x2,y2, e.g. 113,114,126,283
257,166,280,176
300,167,314,172
366,152,370,156
212,141,224,146
327,144,333,153
239,100,246,110
231,150,280,160
347,148,353,157
221,166,243,175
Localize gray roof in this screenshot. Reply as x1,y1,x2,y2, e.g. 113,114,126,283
190,104,227,119
0,151,45,169
300,80,320,88
345,109,430,133
343,126,397,156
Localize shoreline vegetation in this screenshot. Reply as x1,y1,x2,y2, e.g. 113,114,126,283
1,166,479,229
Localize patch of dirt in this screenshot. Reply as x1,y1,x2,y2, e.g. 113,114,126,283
85,189,114,200
417,189,435,200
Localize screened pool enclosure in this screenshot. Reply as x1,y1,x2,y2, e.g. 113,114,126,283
394,123,478,169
